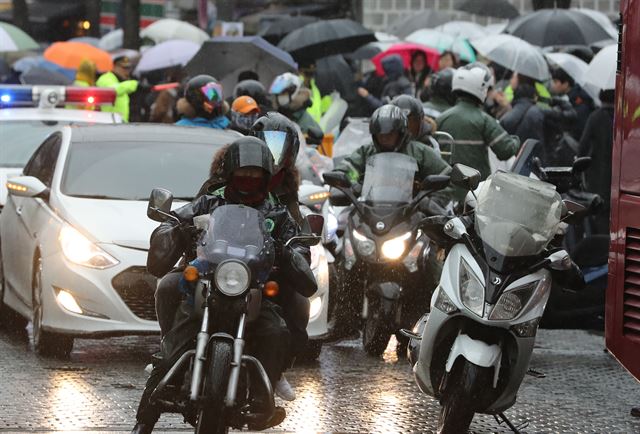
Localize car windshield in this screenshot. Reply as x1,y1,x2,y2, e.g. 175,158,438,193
361,153,418,204
0,120,89,168
61,139,223,201
475,171,562,258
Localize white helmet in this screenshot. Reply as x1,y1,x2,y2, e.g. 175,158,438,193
451,63,494,103
269,72,302,109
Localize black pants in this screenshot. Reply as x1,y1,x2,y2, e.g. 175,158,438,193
136,298,290,425
155,271,183,337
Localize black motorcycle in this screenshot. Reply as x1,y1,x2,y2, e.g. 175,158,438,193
324,153,449,356
146,189,319,433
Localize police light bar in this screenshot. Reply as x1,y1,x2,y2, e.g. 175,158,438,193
0,85,116,109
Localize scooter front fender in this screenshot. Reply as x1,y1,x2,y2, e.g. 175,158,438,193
445,334,502,388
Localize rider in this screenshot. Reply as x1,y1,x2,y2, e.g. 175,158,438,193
233,79,272,112
268,72,322,136
436,64,520,183
390,94,436,148
133,137,317,434
229,95,261,135
422,67,456,120
175,75,230,129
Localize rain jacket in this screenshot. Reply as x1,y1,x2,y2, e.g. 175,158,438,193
364,55,412,110
175,116,230,129
96,71,138,122
279,87,321,134
505,82,551,108
306,77,332,124
499,96,545,146
436,95,520,181
423,96,452,120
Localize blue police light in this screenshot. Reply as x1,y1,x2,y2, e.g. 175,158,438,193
0,86,34,107
1,94,11,103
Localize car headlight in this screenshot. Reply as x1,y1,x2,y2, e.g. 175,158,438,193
309,296,322,320
459,258,485,317
59,224,119,269
352,229,375,257
381,231,412,260
489,281,539,320
215,260,250,296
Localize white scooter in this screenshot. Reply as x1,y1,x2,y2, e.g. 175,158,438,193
405,164,586,433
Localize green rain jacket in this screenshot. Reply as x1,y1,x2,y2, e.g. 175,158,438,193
436,96,520,182
306,78,332,124
96,71,138,122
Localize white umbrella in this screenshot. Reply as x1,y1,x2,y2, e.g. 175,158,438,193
140,19,209,45
435,21,487,40
545,52,588,85
134,40,200,74
583,44,616,99
99,29,123,52
471,34,549,81
484,22,507,35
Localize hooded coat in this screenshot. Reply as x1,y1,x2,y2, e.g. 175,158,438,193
364,55,412,110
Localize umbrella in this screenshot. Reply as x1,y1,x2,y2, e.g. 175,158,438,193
12,55,76,80
185,36,297,95
0,22,39,52
572,8,617,40
69,36,101,48
134,40,200,74
505,9,615,47
44,41,113,72
258,15,318,44
387,9,457,39
583,44,616,99
484,22,508,35
405,29,476,63
140,19,209,45
99,28,123,52
20,67,73,85
371,43,440,76
456,0,519,19
545,52,588,85
471,34,549,81
278,19,376,64
315,55,356,101
346,32,400,60
434,21,487,40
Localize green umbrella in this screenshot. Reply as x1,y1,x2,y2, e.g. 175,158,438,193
0,22,39,52
405,29,476,63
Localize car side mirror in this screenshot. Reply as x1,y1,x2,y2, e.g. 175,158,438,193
571,157,591,174
323,171,351,189
6,176,48,198
329,187,351,206
421,174,450,192
450,164,481,190
306,214,325,237
561,199,588,225
147,188,174,222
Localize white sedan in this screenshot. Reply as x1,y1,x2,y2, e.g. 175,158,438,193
0,124,329,358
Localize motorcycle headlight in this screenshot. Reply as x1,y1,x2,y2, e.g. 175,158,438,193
352,229,375,257
381,232,412,260
215,260,250,296
489,281,539,321
459,258,485,317
59,225,119,269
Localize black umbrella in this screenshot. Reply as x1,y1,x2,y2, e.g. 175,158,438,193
278,19,376,64
258,15,319,45
345,42,382,61
315,55,356,101
456,0,519,19
387,9,456,39
505,9,614,47
20,67,73,85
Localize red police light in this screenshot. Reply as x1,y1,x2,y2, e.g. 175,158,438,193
65,87,115,105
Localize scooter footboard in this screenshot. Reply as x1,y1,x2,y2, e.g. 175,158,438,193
445,334,502,388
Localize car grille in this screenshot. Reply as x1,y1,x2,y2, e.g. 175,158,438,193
112,267,158,321
624,227,640,342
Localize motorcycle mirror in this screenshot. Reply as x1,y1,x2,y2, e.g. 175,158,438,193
571,157,591,174
285,235,321,247
306,214,325,237
323,171,351,189
547,249,572,271
561,199,588,224
329,187,351,206
147,188,174,222
421,174,450,192
450,164,481,191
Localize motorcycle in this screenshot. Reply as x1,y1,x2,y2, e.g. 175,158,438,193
324,153,450,356
405,164,587,433
145,188,320,433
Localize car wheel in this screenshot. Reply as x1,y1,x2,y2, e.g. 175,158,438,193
32,256,73,358
0,241,28,331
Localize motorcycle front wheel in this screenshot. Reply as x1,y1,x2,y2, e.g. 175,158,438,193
196,340,233,434
437,360,488,434
362,308,394,357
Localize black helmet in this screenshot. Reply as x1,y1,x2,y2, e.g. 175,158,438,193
250,111,300,173
223,137,274,205
369,104,409,152
430,67,456,105
233,79,269,107
184,74,224,119
391,95,423,120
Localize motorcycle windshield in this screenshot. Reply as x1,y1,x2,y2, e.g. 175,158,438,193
475,171,562,258
196,205,273,278
361,153,418,204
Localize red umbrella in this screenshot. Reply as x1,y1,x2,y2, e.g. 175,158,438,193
371,43,440,76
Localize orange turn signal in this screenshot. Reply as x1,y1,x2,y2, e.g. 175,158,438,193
183,265,199,282
264,281,279,297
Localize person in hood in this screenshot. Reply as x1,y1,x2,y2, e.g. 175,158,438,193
66,58,97,110
357,54,412,111
175,75,230,129
268,72,321,135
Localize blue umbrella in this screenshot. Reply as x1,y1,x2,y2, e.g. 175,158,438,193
185,36,297,93
13,56,76,80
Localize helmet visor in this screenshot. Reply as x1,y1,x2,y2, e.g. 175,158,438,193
269,75,293,95
200,82,223,104
254,130,290,166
